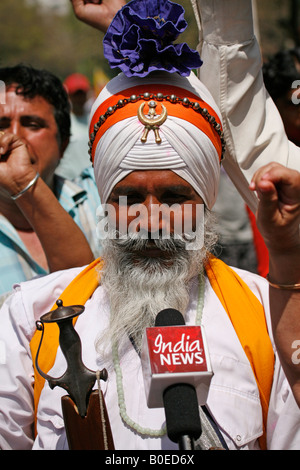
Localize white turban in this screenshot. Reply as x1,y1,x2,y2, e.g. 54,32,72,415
90,71,223,209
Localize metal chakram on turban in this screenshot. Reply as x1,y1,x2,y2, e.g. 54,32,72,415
89,0,225,210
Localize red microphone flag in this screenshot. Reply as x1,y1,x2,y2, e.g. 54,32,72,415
141,325,213,408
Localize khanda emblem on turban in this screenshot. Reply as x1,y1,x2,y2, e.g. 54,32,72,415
138,100,168,144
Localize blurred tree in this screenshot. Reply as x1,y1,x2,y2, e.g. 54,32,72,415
257,0,299,57
0,0,43,66
178,0,198,49
290,0,300,46
0,0,298,83
0,0,109,82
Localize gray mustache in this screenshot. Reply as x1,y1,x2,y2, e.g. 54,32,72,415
111,231,188,252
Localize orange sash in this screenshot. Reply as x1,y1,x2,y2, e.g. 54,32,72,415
205,256,274,450
30,258,103,423
30,256,274,449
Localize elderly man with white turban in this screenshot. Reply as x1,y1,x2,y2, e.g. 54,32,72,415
91,71,223,211
0,0,300,452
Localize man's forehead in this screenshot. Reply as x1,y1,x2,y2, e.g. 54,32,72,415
111,170,195,192
0,87,54,117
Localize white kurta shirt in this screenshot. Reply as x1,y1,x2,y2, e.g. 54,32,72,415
0,265,300,450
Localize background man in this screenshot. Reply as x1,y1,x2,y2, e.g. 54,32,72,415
0,64,101,304
263,47,300,148
55,72,93,179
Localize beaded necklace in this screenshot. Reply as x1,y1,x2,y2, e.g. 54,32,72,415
111,271,205,437
89,92,226,161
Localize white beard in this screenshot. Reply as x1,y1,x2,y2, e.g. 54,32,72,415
95,209,217,360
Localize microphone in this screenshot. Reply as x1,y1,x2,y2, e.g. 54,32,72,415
141,308,213,449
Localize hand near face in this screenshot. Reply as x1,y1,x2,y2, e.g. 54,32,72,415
0,131,39,199
250,162,300,254
0,89,63,199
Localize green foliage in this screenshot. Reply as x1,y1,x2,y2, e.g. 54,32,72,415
0,0,297,83
0,0,110,82
177,0,198,49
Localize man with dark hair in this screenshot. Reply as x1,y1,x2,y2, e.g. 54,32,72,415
263,48,300,147
0,64,100,304
0,64,72,147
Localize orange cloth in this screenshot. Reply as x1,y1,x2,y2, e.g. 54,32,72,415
205,256,274,450
30,256,274,449
246,206,269,278
30,258,103,426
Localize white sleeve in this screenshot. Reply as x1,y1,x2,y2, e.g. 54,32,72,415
0,291,35,450
193,0,300,213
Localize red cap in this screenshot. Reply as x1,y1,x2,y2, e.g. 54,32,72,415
63,73,90,95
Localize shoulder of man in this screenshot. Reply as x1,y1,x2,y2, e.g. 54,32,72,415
16,266,89,331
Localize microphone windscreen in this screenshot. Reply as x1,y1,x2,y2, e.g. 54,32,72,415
155,309,202,443
155,309,185,327
163,383,202,443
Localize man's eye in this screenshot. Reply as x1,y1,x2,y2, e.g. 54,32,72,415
111,194,144,205
0,120,9,130
26,121,43,130
162,193,189,204
126,194,144,205
21,116,46,130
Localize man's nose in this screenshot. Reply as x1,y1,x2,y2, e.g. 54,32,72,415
139,197,171,236
10,120,23,137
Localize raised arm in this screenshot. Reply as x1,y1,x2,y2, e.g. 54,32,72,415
251,163,300,405
195,0,300,214
0,132,95,272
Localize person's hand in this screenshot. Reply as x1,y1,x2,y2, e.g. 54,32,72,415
250,162,300,254
0,131,38,199
69,0,126,32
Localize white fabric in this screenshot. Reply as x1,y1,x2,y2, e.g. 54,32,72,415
194,0,300,213
0,266,300,450
91,71,222,209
